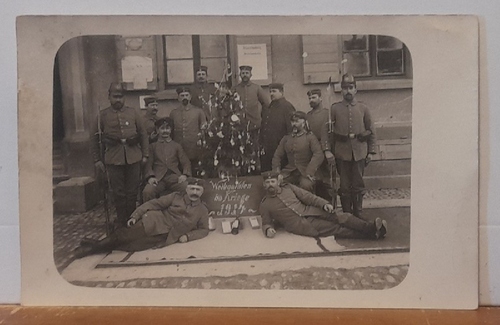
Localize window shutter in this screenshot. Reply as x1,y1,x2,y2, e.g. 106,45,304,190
302,35,340,84
116,36,158,91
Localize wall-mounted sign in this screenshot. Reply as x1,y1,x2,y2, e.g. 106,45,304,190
237,43,268,80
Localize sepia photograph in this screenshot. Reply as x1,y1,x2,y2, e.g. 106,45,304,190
18,15,478,308
52,32,412,290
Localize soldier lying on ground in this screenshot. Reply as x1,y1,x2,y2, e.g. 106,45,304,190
259,171,387,240
73,178,209,258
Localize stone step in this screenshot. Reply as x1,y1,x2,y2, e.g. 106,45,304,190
364,159,411,177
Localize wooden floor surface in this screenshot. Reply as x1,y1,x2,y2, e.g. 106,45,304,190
0,306,499,324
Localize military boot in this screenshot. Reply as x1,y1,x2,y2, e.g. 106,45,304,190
352,192,364,218
339,194,353,213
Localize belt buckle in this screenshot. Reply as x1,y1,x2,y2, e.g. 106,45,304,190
348,133,356,139
120,139,127,144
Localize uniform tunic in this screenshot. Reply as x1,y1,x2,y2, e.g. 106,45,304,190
92,105,149,165
232,81,271,130
143,112,159,143
130,192,209,245
272,131,324,178
169,104,207,161
260,184,372,238
260,97,295,171
320,99,376,161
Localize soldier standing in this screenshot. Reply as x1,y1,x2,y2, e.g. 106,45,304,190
169,87,207,176
143,96,159,143
305,89,334,203
321,74,376,218
92,82,149,228
190,66,218,121
260,83,295,172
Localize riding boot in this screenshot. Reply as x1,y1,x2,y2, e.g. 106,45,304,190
115,204,129,228
352,192,364,218
339,194,352,213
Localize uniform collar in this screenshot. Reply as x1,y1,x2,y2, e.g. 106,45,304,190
239,81,254,87
292,130,306,137
158,137,172,143
307,105,324,114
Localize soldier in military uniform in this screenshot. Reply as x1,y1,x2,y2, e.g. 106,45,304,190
169,87,207,176
142,117,191,203
92,82,149,228
260,83,295,172
74,178,210,258
305,89,335,203
143,96,159,143
272,111,324,193
259,171,387,240
190,66,218,121
232,65,271,167
321,74,376,218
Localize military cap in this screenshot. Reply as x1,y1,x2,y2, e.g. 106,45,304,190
239,65,253,71
341,74,356,87
261,171,280,180
291,111,307,121
144,96,158,106
154,117,173,129
186,177,205,187
176,87,191,95
269,83,284,92
307,89,322,97
195,66,208,73
108,82,126,94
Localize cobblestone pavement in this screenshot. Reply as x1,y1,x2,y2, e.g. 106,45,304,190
69,265,409,290
54,188,409,289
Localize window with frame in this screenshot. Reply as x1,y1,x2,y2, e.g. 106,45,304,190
342,35,405,78
163,35,229,86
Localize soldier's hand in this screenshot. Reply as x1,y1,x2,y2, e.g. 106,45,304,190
148,177,159,186
324,151,335,165
94,161,105,173
141,156,148,165
178,175,187,183
323,204,335,213
266,228,276,238
127,218,137,227
178,235,188,243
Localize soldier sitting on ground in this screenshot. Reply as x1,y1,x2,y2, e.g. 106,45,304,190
142,117,191,203
259,171,387,240
73,178,209,258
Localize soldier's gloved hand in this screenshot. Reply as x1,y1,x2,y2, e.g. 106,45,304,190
178,175,187,183
266,228,276,238
94,161,105,173
148,177,159,186
178,235,188,243
127,218,137,227
324,150,335,165
323,204,335,213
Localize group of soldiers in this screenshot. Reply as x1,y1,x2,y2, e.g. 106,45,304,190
74,65,386,259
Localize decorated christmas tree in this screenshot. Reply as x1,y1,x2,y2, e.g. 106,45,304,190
197,87,260,178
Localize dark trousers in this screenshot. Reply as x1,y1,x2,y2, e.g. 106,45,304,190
107,162,141,226
142,173,186,202
306,212,374,239
105,220,167,252
336,158,366,196
283,169,315,193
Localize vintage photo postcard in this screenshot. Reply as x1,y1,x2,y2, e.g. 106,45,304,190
18,15,478,308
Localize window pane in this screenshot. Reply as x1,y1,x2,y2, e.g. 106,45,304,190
200,35,227,58
343,52,370,77
165,35,193,59
377,50,404,75
200,58,227,82
377,36,403,50
342,35,368,51
167,60,194,84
